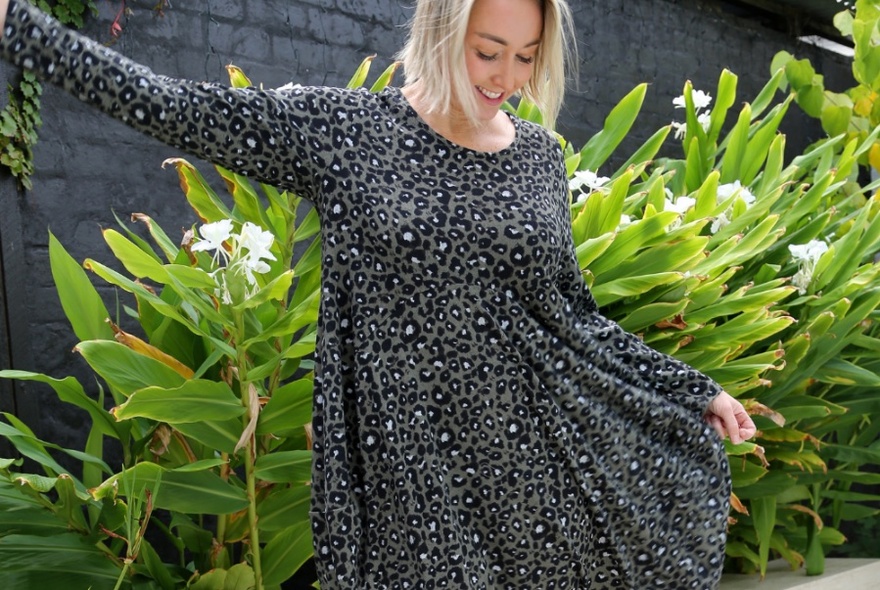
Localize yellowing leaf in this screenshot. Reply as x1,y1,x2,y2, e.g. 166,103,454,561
110,322,194,379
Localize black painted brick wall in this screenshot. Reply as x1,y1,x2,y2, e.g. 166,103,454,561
0,0,852,451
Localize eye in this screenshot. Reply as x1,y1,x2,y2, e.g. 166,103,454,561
477,51,498,61
517,55,535,65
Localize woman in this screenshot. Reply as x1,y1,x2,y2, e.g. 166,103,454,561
0,0,755,587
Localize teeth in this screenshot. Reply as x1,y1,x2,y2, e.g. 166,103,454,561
478,86,502,100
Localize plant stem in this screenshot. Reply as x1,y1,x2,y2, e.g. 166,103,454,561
217,452,229,547
236,311,263,589
244,436,263,589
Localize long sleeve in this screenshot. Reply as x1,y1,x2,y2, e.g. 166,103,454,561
0,0,353,200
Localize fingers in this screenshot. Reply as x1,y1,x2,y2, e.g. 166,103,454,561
717,399,743,445
735,405,757,441
706,392,758,445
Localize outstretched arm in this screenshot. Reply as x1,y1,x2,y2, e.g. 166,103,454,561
0,0,339,200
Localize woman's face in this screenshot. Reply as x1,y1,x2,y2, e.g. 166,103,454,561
464,0,543,122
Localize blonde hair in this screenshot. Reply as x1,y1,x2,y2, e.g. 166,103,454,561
397,0,576,129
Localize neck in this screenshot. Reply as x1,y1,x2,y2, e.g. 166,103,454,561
401,82,514,153
402,82,487,136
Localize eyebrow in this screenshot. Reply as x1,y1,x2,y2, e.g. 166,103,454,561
476,32,541,48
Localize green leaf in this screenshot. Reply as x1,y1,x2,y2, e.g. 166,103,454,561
0,481,72,537
751,67,786,120
75,340,186,397
575,233,616,271
369,61,401,93
175,419,241,455
586,213,677,277
591,273,683,306
254,451,312,483
346,55,374,89
162,264,218,290
103,228,170,283
579,84,647,172
740,97,792,185
217,166,270,228
85,258,233,347
294,207,321,243
751,495,777,576
813,358,880,387
48,232,114,342
233,270,294,311
164,158,232,222
257,485,311,533
0,371,120,438
720,103,752,183
821,103,853,137
0,417,110,487
261,523,314,585
0,533,126,590
612,125,670,178
130,212,180,262
93,462,248,515
113,380,246,423
617,301,689,333
730,459,768,488
258,379,313,436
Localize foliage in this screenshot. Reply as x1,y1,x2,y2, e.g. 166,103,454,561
0,60,401,589
0,71,41,190
557,64,880,577
32,0,98,28
772,0,880,170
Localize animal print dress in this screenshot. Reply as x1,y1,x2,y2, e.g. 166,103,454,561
0,1,731,588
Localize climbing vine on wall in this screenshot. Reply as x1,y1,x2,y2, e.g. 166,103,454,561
0,70,41,190
33,0,98,28
0,1,97,189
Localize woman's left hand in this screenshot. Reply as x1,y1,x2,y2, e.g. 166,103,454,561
705,392,757,445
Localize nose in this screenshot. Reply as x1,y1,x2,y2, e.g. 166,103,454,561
493,58,516,91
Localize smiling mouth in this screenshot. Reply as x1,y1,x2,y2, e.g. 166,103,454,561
477,86,503,100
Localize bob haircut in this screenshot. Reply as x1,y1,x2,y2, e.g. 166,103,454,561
397,0,576,129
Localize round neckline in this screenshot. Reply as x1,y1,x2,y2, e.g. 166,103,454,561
386,86,521,156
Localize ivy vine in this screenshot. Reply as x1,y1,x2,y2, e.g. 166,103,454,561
33,0,98,28
0,1,97,189
0,71,41,190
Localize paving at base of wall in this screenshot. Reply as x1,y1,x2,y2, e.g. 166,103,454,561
721,558,880,589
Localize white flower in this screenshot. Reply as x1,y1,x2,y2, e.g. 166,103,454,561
789,240,829,263
698,111,711,133
671,121,687,140
569,169,610,192
710,212,731,234
788,239,829,295
238,222,276,265
192,219,233,253
791,267,813,295
230,222,277,287
673,89,713,111
665,196,696,215
241,256,272,287
717,180,756,207
191,219,234,266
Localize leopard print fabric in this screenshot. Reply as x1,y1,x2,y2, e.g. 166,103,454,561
1,1,731,588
